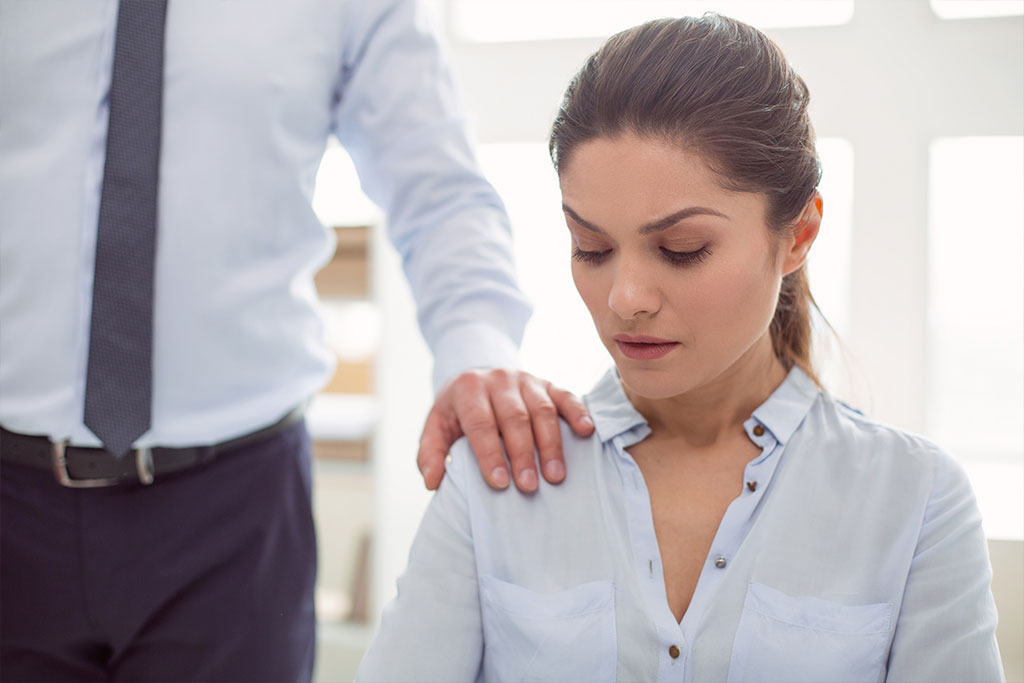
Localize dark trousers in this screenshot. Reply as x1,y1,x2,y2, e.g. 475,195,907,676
0,421,317,682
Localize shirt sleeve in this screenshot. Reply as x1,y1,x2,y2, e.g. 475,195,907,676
356,443,484,682
885,449,1005,682
333,0,532,391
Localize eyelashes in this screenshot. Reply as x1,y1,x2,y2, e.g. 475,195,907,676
572,246,711,267
659,245,711,267
571,247,612,264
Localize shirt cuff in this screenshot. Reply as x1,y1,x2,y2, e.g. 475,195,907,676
431,322,522,393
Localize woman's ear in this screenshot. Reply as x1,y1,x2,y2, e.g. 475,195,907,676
781,192,823,276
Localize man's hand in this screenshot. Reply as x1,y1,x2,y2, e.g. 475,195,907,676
418,369,595,492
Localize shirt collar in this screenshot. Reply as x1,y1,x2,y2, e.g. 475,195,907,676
583,365,820,445
750,365,820,445
583,368,647,443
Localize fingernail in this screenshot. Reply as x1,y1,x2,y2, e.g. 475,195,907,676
544,460,565,482
491,467,510,488
518,469,538,490
421,464,432,479
580,416,594,429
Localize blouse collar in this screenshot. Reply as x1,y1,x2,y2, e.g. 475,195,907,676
583,364,820,446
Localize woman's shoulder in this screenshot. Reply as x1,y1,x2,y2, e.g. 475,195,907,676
805,391,966,491
446,418,607,496
780,394,981,559
821,393,942,449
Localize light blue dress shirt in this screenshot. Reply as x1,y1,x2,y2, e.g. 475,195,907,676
357,367,1004,682
0,0,531,447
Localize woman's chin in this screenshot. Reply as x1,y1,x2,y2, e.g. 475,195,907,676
615,363,696,401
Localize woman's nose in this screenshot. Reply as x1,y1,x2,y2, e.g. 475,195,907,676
607,261,660,320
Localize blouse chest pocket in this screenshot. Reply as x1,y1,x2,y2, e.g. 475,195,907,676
479,576,617,683
727,581,892,683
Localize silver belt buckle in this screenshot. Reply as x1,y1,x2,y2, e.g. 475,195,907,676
51,442,155,488
136,447,155,485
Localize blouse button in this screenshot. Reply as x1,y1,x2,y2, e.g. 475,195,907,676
668,645,680,659
714,556,727,569
753,424,765,437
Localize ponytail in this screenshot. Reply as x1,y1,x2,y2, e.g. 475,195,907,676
770,266,821,385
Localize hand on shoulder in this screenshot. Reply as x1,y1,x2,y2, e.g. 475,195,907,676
417,368,595,492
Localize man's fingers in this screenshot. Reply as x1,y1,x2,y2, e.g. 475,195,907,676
521,378,566,485
486,370,539,493
426,369,590,493
453,374,511,490
547,383,594,436
416,406,455,491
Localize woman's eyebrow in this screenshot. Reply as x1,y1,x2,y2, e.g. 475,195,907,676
562,204,729,234
562,204,605,233
638,206,729,234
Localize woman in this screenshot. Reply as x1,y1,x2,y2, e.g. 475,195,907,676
357,14,1003,683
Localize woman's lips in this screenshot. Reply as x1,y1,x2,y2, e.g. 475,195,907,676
613,335,680,360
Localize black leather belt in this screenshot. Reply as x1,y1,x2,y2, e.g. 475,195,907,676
0,405,305,488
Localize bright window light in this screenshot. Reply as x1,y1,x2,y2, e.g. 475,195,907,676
312,137,383,229
928,136,1024,539
931,0,1024,19
452,0,854,43
808,139,854,393
927,137,1023,461
477,142,609,395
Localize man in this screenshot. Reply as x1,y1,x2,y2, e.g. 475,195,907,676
0,1,592,680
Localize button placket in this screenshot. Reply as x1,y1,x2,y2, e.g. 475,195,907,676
743,420,776,498
679,432,776,650
613,433,685,682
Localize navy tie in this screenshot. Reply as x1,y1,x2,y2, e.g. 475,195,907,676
84,0,167,458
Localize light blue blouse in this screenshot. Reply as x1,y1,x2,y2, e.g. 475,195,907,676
358,367,1003,682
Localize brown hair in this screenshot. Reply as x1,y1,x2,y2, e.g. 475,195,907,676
549,13,824,382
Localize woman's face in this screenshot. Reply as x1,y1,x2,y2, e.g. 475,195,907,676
560,133,805,400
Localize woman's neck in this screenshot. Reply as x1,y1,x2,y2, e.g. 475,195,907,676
623,334,789,448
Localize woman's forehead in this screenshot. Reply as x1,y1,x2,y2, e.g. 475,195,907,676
559,134,766,227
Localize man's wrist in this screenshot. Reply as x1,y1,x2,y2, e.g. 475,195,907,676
431,322,522,393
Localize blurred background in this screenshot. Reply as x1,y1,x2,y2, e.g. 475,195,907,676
304,1,1023,679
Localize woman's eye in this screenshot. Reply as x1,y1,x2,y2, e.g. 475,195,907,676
572,247,612,264
660,246,711,267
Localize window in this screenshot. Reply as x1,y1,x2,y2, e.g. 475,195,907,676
927,136,1023,539
931,0,1023,19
